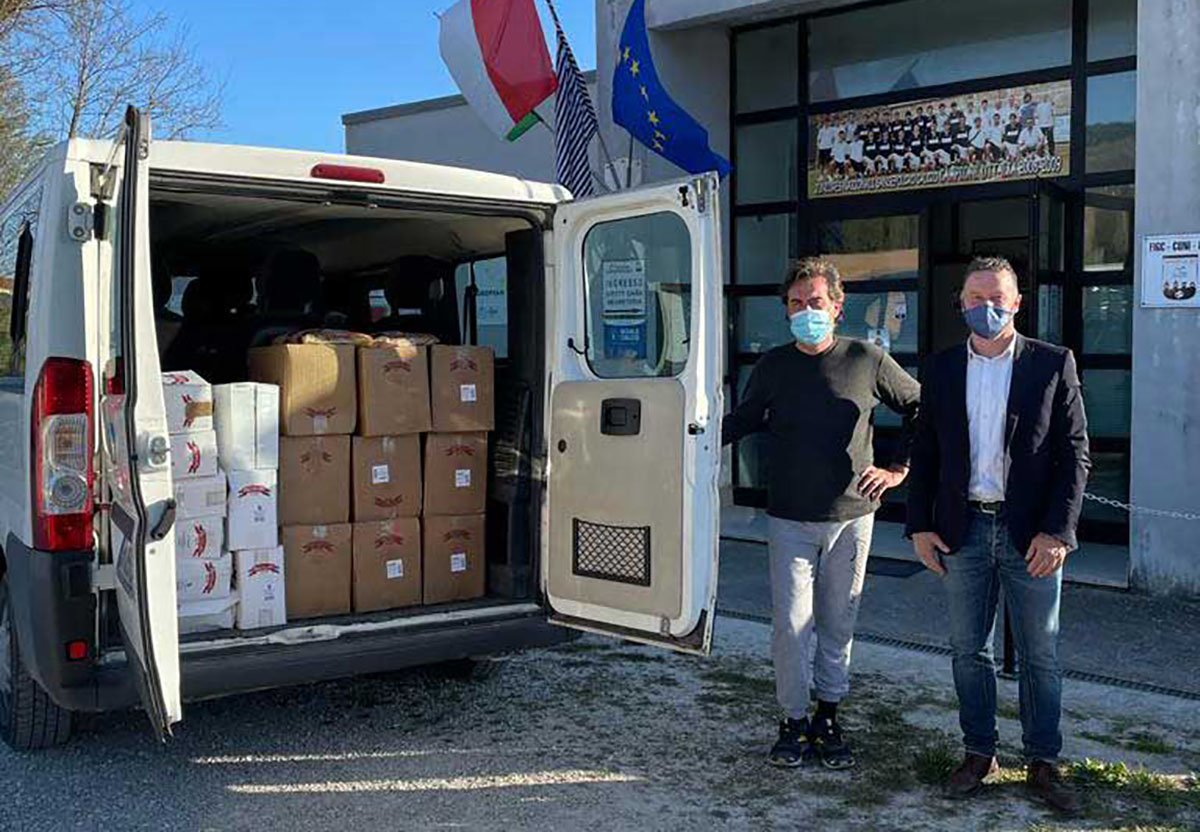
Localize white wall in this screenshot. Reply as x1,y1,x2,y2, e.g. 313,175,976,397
1129,0,1200,595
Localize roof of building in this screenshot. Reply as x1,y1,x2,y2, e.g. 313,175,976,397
341,69,598,126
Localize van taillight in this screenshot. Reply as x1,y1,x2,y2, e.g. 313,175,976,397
310,163,385,184
32,358,95,552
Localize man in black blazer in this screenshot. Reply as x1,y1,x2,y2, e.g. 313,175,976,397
906,256,1089,814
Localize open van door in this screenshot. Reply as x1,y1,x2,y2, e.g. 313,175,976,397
99,107,181,737
544,175,723,655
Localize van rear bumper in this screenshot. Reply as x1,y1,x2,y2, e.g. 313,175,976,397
4,534,103,711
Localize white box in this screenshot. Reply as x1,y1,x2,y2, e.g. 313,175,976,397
161,371,213,434
170,430,219,480
176,551,233,602
214,383,280,471
174,513,225,560
227,469,278,550
178,596,237,634
175,472,227,520
234,547,287,630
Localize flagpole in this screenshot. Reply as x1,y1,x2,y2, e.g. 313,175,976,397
625,129,635,189
542,0,621,190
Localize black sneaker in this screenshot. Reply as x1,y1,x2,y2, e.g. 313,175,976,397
768,717,812,768
809,715,855,770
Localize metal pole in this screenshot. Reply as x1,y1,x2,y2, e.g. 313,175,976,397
625,129,636,189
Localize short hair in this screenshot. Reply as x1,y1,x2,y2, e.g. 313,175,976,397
963,256,1020,294
780,257,845,305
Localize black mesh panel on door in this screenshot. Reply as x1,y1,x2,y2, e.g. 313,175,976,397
572,519,651,586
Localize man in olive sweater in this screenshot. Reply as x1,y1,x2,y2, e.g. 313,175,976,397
722,257,920,770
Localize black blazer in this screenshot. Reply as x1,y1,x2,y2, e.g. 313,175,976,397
905,335,1091,554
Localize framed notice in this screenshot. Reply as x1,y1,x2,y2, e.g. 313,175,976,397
1142,234,1200,308
601,259,647,316
809,78,1071,198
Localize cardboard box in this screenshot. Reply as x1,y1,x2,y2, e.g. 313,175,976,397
227,469,279,550
357,344,432,436
174,514,225,560
352,518,422,612
234,547,287,630
422,514,486,604
279,436,351,525
248,343,357,436
423,432,488,516
161,370,214,434
170,430,219,480
175,473,227,520
352,435,421,521
282,524,352,619
430,345,495,432
178,596,237,634
214,382,280,470
176,551,233,602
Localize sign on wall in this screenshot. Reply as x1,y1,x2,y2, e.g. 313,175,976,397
1142,234,1200,308
808,78,1071,198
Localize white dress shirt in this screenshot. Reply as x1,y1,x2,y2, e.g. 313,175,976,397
966,336,1015,501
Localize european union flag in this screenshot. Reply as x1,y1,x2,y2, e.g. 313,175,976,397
612,0,732,178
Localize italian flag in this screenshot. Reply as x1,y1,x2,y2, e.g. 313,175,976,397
439,0,558,141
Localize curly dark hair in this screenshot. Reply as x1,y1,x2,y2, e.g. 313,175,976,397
779,257,844,305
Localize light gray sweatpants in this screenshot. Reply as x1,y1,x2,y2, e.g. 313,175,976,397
767,514,874,719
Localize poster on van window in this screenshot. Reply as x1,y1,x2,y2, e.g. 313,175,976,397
474,269,508,326
808,78,1071,198
601,259,647,359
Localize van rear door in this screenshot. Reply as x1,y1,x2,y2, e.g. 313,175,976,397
544,175,723,655
100,107,181,737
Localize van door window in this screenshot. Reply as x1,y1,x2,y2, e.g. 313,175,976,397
582,211,691,379
0,186,42,378
454,256,509,358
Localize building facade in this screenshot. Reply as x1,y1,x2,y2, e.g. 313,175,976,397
344,0,1200,596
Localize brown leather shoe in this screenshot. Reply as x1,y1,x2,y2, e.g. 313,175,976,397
944,753,1000,799
1027,760,1080,814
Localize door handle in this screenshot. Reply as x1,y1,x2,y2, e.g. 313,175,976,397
687,423,705,435
148,499,176,542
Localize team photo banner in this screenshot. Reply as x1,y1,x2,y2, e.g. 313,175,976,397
808,79,1071,199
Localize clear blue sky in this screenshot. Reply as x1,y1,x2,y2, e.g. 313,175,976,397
132,0,596,152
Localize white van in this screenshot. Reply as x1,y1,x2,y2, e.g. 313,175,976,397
0,108,723,749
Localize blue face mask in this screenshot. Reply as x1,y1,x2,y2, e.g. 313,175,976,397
789,308,835,345
963,302,1016,339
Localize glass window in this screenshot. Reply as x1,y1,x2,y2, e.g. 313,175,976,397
1081,368,1131,437
583,212,691,378
1087,0,1137,62
736,212,796,285
736,296,789,354
1038,284,1063,344
808,0,1071,103
1087,71,1136,173
735,364,770,489
735,120,798,204
818,216,920,283
1082,451,1130,523
736,23,798,113
455,257,509,359
840,291,919,354
0,185,41,377
1084,185,1134,271
1082,285,1132,354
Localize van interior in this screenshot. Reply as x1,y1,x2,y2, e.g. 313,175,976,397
101,184,550,648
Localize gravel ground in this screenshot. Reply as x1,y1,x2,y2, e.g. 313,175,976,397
1,616,1197,832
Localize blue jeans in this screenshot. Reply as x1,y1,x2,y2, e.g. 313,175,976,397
942,507,1064,761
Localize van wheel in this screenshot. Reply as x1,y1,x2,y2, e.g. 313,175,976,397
0,576,73,751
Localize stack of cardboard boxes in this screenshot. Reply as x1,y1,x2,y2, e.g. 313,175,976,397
161,372,233,633
249,336,494,619
215,383,286,630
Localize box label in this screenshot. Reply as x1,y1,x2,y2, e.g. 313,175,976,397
455,469,471,488
386,559,405,580
460,383,477,403
372,464,390,485
450,552,467,573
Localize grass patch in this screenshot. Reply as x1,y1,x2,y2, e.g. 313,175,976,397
1068,758,1200,822
913,741,959,785
1081,729,1176,756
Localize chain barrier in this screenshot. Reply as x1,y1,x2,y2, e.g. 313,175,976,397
1083,492,1200,522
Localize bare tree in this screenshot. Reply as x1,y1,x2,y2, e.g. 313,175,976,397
0,67,51,198
14,0,222,141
